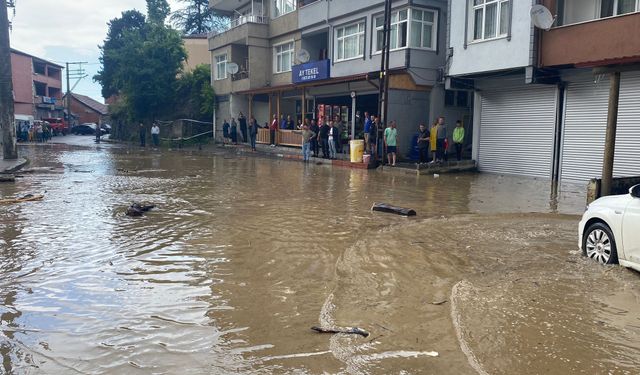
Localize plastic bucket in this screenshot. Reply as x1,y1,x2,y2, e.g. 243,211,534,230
362,153,371,164
350,140,365,163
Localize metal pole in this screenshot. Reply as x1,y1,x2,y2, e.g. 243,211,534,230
382,0,392,164
601,71,620,197
0,0,17,159
66,62,71,125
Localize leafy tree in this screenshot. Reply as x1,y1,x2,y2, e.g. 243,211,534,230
171,0,229,35
146,0,170,25
174,64,215,121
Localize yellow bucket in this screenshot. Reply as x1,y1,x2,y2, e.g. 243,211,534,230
350,140,365,163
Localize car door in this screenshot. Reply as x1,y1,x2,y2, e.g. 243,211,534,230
623,197,640,263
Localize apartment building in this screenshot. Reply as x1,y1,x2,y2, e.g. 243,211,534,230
446,0,640,183
209,0,467,156
11,49,65,120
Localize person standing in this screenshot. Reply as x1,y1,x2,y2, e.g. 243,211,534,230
310,119,319,157
453,120,465,161
368,116,378,159
334,115,344,153
139,123,146,147
384,121,398,167
151,122,160,147
286,115,295,131
238,112,248,143
363,112,371,145
222,119,230,145
429,120,438,163
417,123,430,165
248,116,258,151
270,114,278,147
280,114,287,130
300,124,316,162
435,117,447,163
318,119,330,159
328,120,338,159
230,118,238,145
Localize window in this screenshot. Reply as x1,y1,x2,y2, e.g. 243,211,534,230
274,42,294,73
445,90,470,108
559,0,639,26
274,0,296,17
600,0,639,17
409,9,437,50
374,8,437,53
335,22,365,61
472,0,510,41
215,54,227,80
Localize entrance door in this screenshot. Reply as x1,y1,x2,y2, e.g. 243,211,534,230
478,86,557,177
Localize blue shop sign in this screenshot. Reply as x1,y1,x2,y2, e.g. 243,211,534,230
292,60,330,84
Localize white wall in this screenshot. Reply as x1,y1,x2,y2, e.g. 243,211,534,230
448,0,533,76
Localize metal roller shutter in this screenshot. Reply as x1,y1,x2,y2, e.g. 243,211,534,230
478,86,557,178
614,71,640,177
560,77,609,182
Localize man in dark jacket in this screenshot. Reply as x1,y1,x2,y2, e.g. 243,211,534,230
238,112,248,143
318,119,330,159
310,119,319,157
368,116,378,159
417,123,430,164
139,123,146,147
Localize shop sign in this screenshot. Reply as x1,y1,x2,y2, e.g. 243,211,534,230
292,59,330,84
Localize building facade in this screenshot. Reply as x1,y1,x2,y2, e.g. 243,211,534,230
183,34,211,73
209,0,469,157
64,93,109,125
11,49,65,120
446,0,640,183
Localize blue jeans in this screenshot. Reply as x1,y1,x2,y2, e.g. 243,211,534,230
302,142,311,161
328,138,337,159
250,134,256,149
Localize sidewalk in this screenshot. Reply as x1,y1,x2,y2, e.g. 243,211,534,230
0,158,28,174
378,159,477,176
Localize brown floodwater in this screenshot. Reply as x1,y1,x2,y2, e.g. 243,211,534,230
1,138,639,374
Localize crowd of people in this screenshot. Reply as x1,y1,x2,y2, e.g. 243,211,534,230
221,111,466,166
16,121,53,143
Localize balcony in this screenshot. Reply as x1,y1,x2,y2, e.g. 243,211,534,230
229,14,268,30
540,12,640,67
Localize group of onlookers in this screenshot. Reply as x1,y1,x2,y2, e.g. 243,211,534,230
16,121,52,143
296,115,349,161
222,112,259,151
416,117,465,164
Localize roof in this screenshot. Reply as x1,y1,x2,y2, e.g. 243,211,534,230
182,33,208,39
67,93,109,115
10,48,64,69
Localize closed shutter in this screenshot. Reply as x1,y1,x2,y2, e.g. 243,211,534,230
560,77,609,182
614,71,640,177
478,86,557,178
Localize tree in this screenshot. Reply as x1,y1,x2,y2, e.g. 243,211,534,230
147,0,170,25
95,9,187,126
174,64,214,121
171,0,229,35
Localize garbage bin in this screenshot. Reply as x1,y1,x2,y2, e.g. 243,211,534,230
350,140,364,163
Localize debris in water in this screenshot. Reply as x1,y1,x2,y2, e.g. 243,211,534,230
371,202,416,216
0,174,16,183
311,326,370,338
126,203,156,217
0,194,44,204
434,174,440,178
430,299,448,306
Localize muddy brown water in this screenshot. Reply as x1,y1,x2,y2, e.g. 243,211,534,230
1,139,639,374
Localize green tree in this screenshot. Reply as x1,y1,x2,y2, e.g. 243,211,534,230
171,0,228,35
174,64,215,121
146,0,170,24
95,10,187,126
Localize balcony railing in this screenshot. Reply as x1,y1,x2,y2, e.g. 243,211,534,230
228,14,268,30
231,71,250,81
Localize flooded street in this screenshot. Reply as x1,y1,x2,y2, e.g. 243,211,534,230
1,137,640,374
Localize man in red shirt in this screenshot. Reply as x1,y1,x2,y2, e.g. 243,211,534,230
269,114,278,147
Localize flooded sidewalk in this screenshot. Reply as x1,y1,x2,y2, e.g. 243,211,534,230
1,141,639,374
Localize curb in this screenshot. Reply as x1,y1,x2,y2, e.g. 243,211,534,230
0,158,29,174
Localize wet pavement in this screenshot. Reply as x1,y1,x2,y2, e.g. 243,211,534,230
1,136,639,374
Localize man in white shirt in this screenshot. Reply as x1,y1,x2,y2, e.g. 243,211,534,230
151,123,160,147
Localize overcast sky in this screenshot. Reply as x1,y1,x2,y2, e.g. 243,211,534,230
9,0,182,103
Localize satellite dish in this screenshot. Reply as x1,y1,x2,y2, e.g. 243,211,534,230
297,49,311,64
226,62,239,74
531,5,555,30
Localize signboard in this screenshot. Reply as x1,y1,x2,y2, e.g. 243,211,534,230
42,96,56,104
292,59,330,84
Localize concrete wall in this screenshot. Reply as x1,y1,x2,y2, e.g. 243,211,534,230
387,89,430,158
448,0,534,76
270,10,298,37
183,37,210,72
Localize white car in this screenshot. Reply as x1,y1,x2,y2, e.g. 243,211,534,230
579,184,640,270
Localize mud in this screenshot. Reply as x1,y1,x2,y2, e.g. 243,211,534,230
0,138,639,374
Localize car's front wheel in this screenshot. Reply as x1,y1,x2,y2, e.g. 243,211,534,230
583,222,618,265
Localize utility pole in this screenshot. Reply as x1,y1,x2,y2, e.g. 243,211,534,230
377,0,392,164
601,71,621,197
0,0,17,159
64,62,88,126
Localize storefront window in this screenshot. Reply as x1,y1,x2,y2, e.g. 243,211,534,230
335,22,365,61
